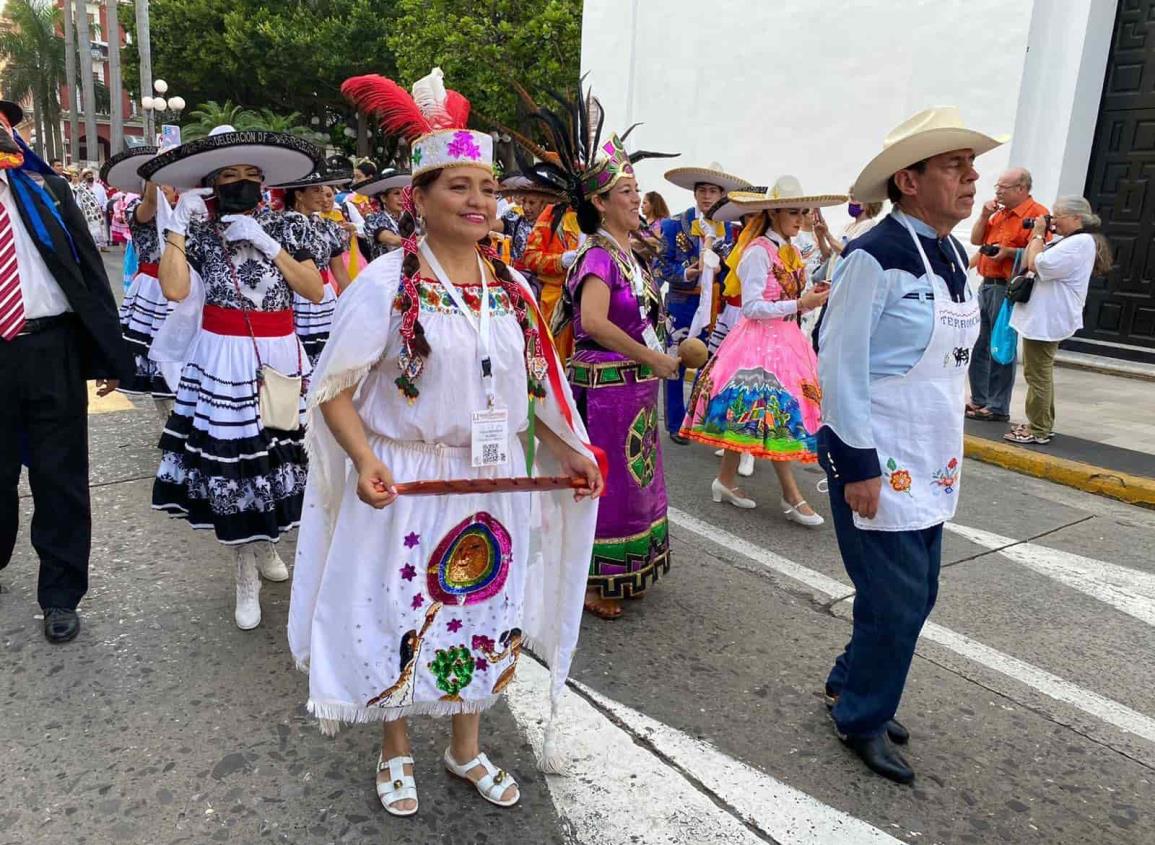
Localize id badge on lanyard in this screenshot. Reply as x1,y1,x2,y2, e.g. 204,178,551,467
419,241,510,468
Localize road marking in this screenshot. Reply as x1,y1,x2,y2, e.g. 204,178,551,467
507,658,902,845
667,506,1155,746
944,522,1155,627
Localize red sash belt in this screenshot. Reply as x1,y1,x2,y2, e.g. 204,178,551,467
202,305,294,337
138,262,160,276
320,266,333,287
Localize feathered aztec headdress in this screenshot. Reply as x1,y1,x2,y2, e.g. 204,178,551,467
341,67,493,176
507,78,677,212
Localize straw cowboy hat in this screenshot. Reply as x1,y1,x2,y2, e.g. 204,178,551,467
705,187,768,222
727,175,847,211
664,161,751,192
850,106,1007,202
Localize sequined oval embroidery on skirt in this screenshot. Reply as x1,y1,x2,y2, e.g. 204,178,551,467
426,512,512,606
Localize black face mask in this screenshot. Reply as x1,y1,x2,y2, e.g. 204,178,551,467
0,125,20,156
216,179,263,214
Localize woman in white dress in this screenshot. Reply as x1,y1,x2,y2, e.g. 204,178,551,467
140,127,326,630
291,69,602,818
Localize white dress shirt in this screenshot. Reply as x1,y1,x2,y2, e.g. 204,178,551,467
0,171,72,319
1009,233,1095,342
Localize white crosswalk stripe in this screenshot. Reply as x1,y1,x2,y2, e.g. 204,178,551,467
508,658,903,845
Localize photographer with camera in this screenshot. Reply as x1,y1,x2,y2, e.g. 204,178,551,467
967,167,1050,421
1003,197,1112,445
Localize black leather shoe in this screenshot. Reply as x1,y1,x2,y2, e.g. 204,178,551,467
43,608,80,643
839,732,915,785
825,686,910,745
668,433,690,445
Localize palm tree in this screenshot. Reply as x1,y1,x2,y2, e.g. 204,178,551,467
73,0,100,162
107,0,124,153
0,0,66,160
62,0,80,162
243,108,311,137
179,100,247,140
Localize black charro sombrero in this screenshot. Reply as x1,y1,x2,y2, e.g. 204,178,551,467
0,99,24,127
100,146,158,192
273,159,354,190
138,126,320,189
350,167,412,197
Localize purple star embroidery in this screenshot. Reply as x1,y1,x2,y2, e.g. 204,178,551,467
447,618,463,633
475,657,488,671
403,532,420,549
472,634,495,653
411,593,424,610
400,563,416,582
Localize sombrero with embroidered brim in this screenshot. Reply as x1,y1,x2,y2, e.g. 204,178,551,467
664,161,751,192
100,146,158,192
727,176,848,211
850,106,1008,203
350,167,412,197
138,127,320,189
706,187,769,223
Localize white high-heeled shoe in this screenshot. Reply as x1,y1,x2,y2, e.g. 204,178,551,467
711,478,756,509
234,547,262,630
782,498,824,527
738,452,755,477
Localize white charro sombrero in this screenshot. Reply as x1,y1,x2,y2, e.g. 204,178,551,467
664,161,751,192
850,106,1008,202
138,124,320,189
100,146,157,192
350,167,412,197
705,187,768,222
728,175,848,211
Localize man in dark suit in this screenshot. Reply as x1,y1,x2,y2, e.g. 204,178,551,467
0,100,133,643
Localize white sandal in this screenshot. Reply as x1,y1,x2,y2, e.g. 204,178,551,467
376,754,418,817
443,748,520,808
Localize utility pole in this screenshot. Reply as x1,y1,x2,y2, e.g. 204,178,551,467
107,0,124,154
75,0,99,164
134,0,154,144
63,0,81,164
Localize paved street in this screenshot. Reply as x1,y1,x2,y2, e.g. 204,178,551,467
2,385,1154,845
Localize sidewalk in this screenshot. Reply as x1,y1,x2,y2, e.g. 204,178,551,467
965,361,1155,507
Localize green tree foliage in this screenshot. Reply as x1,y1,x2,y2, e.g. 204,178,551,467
0,0,66,159
179,100,311,140
388,0,583,127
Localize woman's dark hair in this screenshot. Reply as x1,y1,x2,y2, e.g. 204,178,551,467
398,168,535,368
885,158,928,205
644,191,670,221
355,159,379,180
575,197,601,235
283,186,308,213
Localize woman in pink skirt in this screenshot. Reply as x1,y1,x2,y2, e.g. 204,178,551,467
681,177,846,525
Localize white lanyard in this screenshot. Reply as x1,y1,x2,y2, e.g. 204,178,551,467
419,240,497,408
895,210,967,291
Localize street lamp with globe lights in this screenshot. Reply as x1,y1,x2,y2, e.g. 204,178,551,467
142,80,186,144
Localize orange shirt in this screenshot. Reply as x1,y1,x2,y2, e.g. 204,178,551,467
976,196,1051,280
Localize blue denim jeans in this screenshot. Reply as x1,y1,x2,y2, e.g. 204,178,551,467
822,472,943,738
664,292,700,433
968,281,1016,415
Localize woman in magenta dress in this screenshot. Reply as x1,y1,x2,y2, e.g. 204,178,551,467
681,177,846,526
521,88,679,619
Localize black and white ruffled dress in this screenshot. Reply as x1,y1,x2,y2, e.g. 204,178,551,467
152,210,324,545
119,197,174,397
363,209,400,261
292,215,346,366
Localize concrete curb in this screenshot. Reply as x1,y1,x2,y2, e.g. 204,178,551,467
964,434,1155,509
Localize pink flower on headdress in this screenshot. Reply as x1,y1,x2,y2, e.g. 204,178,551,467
401,185,415,214
446,131,482,161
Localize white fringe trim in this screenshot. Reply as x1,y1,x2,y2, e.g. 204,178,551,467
307,694,502,736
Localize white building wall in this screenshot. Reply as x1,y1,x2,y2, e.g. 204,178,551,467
581,0,1115,236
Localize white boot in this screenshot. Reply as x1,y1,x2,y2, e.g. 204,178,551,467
738,452,755,477
234,547,262,630
154,397,174,425
255,541,290,582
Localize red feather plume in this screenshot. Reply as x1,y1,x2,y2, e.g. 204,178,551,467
443,90,471,129
341,74,430,141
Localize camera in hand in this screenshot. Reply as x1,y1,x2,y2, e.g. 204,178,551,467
978,244,1001,257
1022,215,1052,230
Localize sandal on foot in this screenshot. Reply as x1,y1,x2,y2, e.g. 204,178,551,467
376,754,418,817
443,749,520,808
583,595,623,619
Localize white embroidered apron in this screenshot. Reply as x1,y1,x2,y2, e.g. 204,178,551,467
854,215,980,532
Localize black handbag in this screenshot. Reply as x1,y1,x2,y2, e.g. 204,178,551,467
1006,272,1035,304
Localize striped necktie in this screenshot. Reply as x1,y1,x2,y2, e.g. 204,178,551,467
0,199,24,340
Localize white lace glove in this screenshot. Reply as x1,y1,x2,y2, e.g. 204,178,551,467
220,214,283,261
560,250,578,269
166,188,212,236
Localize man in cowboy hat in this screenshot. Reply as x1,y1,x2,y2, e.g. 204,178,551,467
658,162,750,443
817,107,1002,784
0,99,133,644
